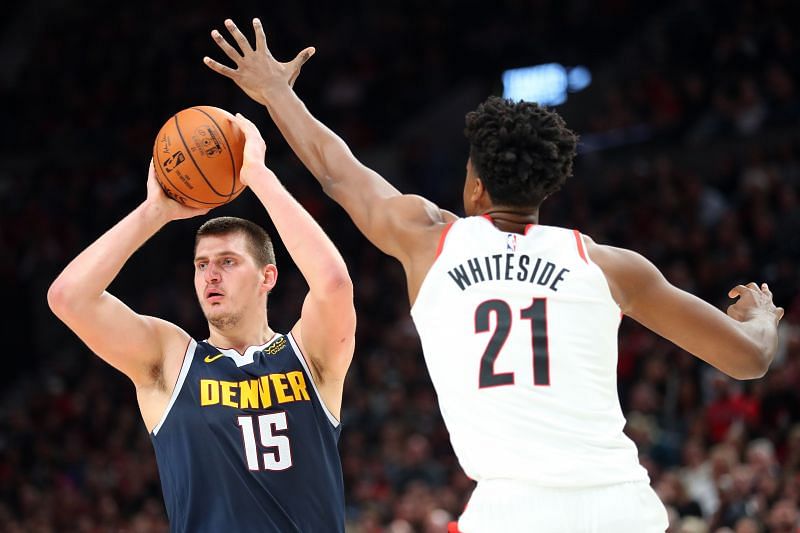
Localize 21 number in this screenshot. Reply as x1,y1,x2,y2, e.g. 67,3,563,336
475,298,550,388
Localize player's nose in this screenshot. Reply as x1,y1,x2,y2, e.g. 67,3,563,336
204,263,222,282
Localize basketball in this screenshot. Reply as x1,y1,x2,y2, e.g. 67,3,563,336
152,106,245,208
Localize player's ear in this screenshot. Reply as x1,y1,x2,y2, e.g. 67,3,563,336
470,177,486,204
262,264,278,294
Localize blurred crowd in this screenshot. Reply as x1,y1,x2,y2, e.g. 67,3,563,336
1,0,799,532
573,0,799,142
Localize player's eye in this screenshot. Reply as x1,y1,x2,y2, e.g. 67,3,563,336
223,258,235,266
196,262,207,271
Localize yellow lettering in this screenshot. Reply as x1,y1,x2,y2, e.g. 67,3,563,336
270,373,293,404
239,379,260,409
258,376,273,408
220,381,238,408
200,379,219,406
286,371,310,401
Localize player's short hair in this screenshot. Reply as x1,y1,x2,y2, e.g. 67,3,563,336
195,216,275,267
464,96,578,208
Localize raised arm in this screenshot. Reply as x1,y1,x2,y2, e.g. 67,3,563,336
233,114,355,416
47,164,208,391
204,18,456,267
585,238,783,380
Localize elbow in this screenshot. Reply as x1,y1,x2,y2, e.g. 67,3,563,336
325,273,353,296
318,263,353,297
47,278,70,317
47,276,83,319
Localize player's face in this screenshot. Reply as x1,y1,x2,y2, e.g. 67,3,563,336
193,233,274,329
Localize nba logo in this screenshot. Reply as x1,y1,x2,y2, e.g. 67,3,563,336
506,234,517,252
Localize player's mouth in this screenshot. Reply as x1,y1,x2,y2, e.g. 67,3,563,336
205,288,225,303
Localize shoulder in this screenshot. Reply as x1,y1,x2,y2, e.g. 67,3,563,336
581,235,664,313
385,194,457,226
385,195,458,259
582,234,644,268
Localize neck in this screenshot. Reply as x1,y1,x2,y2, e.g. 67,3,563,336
207,308,274,354
482,207,539,233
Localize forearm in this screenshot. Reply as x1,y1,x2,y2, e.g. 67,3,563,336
259,87,339,184
248,167,350,293
261,87,400,203
49,202,170,309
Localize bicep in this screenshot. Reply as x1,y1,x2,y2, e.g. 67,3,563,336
53,291,180,386
294,285,356,383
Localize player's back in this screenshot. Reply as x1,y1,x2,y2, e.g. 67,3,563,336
411,216,648,487
150,333,344,533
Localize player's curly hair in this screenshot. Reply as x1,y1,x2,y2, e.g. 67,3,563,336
464,96,578,207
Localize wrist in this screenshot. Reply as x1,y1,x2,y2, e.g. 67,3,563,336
138,200,173,227
260,84,293,106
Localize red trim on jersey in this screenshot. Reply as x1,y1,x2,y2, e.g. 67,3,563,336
447,522,462,533
524,223,536,235
481,214,493,223
573,229,588,264
435,221,456,259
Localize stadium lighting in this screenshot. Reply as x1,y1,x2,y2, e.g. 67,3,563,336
502,63,592,106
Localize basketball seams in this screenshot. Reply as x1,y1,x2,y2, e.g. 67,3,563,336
192,107,243,198
174,111,231,198
153,135,226,206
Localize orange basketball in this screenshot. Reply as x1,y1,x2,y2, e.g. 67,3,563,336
152,106,245,208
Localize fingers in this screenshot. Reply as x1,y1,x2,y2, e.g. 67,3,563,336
224,19,254,54
728,282,768,299
728,284,749,298
252,18,271,55
203,56,237,79
294,46,316,67
288,47,315,88
233,112,256,132
211,29,243,61
776,307,785,321
234,113,266,146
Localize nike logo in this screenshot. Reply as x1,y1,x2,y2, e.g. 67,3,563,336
204,353,225,363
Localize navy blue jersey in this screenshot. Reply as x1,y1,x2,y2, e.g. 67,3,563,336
150,333,344,533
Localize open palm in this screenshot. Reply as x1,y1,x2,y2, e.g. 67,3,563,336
204,18,314,103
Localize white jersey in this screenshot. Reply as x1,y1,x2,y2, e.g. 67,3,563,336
410,216,649,488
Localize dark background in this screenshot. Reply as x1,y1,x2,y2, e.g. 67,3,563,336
1,1,799,531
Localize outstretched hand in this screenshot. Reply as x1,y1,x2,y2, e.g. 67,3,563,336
145,161,211,221
727,282,784,324
204,18,315,104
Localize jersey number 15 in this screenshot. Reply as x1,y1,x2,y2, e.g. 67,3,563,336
476,298,550,388
237,413,293,471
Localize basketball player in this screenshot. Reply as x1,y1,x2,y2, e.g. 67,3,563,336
205,19,783,532
47,114,355,532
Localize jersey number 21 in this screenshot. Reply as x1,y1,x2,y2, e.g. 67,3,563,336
476,298,550,388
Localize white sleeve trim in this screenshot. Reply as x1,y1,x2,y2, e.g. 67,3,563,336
152,339,196,436
286,333,340,428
